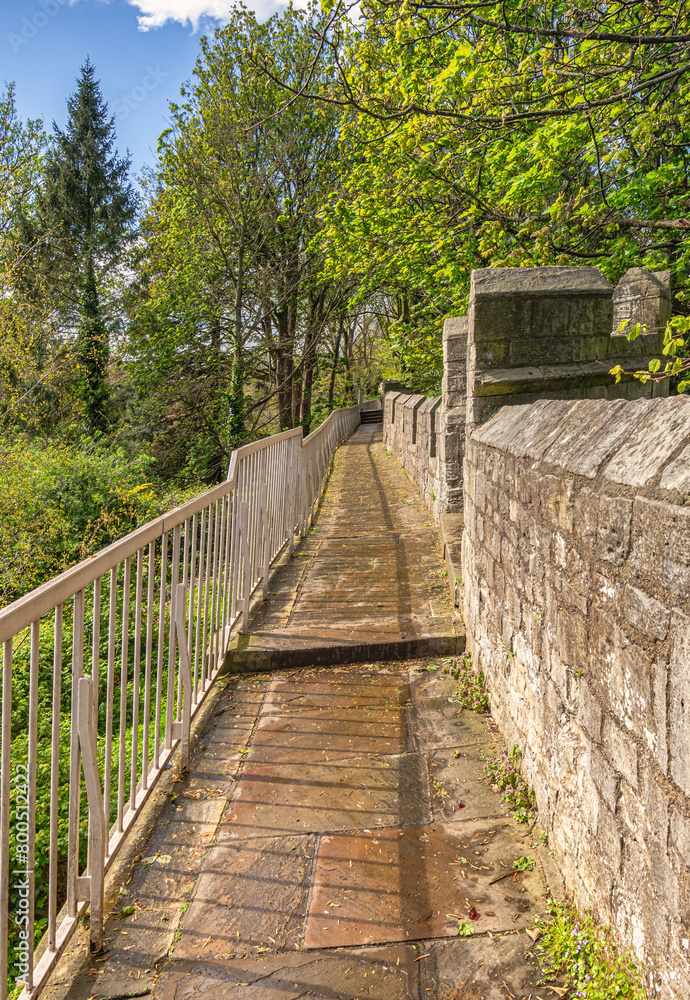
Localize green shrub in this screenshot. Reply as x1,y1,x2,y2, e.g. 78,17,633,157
536,901,647,999
483,744,537,822
0,436,198,607
446,652,490,713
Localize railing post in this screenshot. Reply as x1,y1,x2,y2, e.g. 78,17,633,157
171,584,192,773
298,451,307,538
238,501,251,632
77,675,105,956
259,482,270,601
287,452,295,555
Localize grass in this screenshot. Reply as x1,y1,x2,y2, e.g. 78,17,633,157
535,901,647,999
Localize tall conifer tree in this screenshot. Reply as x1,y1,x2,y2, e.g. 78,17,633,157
38,58,136,433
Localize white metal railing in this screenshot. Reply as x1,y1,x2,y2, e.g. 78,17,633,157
0,400,363,999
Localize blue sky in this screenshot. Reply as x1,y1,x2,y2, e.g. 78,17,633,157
1,0,288,181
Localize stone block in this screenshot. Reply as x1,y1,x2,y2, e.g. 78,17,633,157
623,584,670,640
595,801,623,873
590,607,653,740
593,571,621,611
573,487,598,548
543,397,651,479
540,476,575,532
580,768,601,835
596,494,632,565
628,497,690,598
603,716,639,790
469,266,613,353
443,315,468,351
660,441,690,496
669,610,690,797
639,761,669,852
670,808,690,867
479,399,582,461
612,267,671,340
579,680,603,742
653,658,669,776
604,396,690,488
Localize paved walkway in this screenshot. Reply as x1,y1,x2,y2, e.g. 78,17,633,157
47,426,563,1000
227,425,463,670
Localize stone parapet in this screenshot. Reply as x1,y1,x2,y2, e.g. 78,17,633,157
612,267,672,337
382,390,442,520
462,394,690,998
466,265,668,428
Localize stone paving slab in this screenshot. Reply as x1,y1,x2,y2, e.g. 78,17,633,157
427,746,505,824
219,752,431,839
304,820,543,949
174,834,316,959
419,935,558,1000
409,698,498,752
262,671,410,712
248,705,407,763
156,946,420,1000
43,669,561,1000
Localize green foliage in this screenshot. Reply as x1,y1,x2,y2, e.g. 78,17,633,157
483,745,537,823
514,855,536,872
28,58,137,432
457,920,475,937
314,0,690,384
446,653,490,713
128,2,354,475
39,59,136,268
611,314,690,393
0,436,198,607
536,901,647,999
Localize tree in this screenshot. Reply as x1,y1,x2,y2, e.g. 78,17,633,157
0,84,71,433
267,0,690,387
127,3,352,482
32,59,137,433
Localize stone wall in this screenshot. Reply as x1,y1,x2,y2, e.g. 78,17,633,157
462,395,690,997
382,317,467,517
383,265,669,518
466,265,668,432
382,389,442,516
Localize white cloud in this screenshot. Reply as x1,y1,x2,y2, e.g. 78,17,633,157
126,0,287,30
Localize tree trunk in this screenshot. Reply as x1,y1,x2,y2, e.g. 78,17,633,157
343,318,354,403
328,316,343,410
276,302,293,430
228,242,245,452
299,289,325,435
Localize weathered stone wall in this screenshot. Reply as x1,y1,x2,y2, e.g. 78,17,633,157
613,267,672,337
462,394,690,997
382,390,442,516
382,316,467,520
466,265,668,431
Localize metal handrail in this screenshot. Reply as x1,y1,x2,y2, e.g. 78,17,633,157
0,400,363,1000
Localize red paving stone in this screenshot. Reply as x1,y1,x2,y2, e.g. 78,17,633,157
248,705,408,763
219,752,431,839
304,820,545,949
